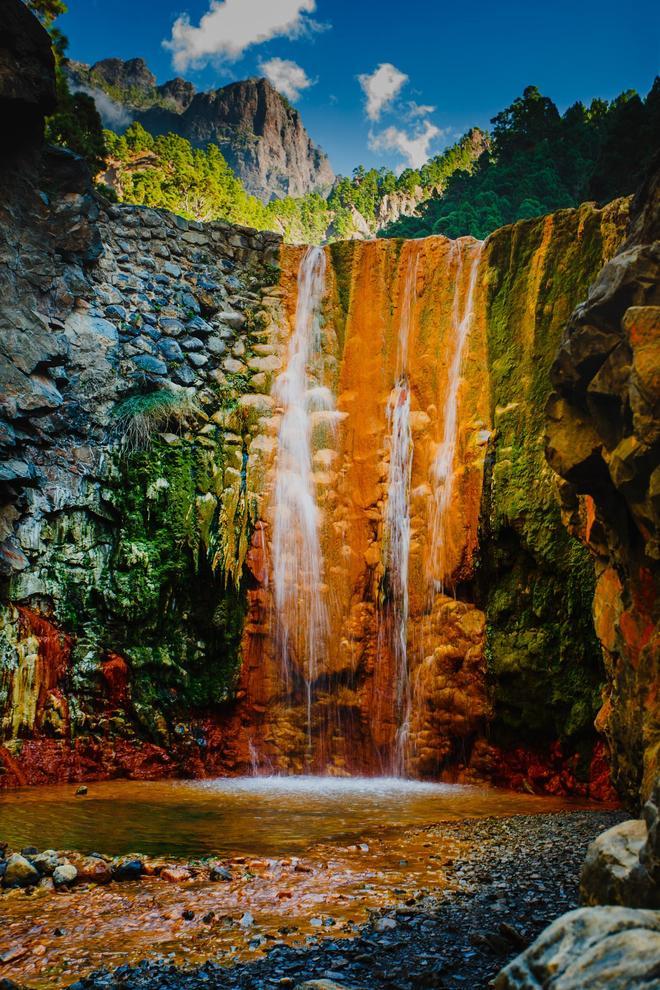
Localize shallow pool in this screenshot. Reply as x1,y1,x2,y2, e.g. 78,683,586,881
0,775,597,858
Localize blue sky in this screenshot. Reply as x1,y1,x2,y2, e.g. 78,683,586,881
61,0,659,177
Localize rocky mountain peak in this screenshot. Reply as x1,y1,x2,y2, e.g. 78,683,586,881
67,58,334,201
89,56,157,95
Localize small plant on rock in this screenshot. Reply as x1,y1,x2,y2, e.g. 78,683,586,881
112,387,199,451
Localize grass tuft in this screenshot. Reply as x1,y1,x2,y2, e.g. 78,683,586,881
112,387,199,451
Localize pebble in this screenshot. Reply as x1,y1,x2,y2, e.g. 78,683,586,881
58,811,625,990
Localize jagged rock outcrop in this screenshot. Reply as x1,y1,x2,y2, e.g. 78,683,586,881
546,164,660,807
68,57,196,114
68,59,334,201
494,906,660,990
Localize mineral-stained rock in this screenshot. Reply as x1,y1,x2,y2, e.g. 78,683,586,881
160,866,191,883
545,164,660,807
494,907,660,990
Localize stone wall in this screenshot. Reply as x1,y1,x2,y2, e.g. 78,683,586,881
0,128,285,783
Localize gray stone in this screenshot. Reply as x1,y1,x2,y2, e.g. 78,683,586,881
181,291,200,314
158,339,184,362
180,336,204,352
163,262,181,278
641,778,660,887
217,309,245,329
187,353,208,368
53,863,78,887
494,907,660,990
30,850,60,876
132,354,167,376
159,318,185,337
186,316,212,335
581,819,657,908
172,365,196,386
0,459,33,482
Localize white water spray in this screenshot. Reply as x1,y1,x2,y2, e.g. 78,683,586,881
383,251,418,775
271,246,329,753
429,240,483,591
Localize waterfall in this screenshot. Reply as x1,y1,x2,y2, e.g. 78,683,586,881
383,250,418,775
271,246,329,758
428,239,483,591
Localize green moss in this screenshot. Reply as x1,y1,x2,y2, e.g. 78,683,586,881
478,206,618,762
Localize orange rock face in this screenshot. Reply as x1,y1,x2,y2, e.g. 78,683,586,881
226,236,492,776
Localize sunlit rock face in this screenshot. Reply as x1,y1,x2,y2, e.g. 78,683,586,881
224,206,632,790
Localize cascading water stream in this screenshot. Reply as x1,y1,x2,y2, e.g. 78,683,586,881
428,239,483,593
382,251,418,776
271,246,330,761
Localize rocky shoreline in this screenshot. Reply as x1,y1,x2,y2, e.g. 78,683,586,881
0,809,626,990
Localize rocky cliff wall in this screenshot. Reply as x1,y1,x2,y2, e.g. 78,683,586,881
546,165,660,808
0,143,633,795
1,1,655,802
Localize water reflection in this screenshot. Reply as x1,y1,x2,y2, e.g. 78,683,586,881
0,776,596,859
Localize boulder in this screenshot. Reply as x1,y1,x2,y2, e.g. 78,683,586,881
640,777,660,887
2,853,40,888
494,907,660,990
111,857,144,882
52,863,78,887
68,855,112,885
580,779,660,909
160,866,191,883
30,850,60,876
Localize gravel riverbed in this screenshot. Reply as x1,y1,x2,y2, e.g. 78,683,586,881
37,809,625,990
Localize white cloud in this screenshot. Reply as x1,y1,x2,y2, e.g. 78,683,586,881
370,120,446,170
407,101,436,119
358,63,408,121
259,57,314,101
75,83,133,130
164,0,325,72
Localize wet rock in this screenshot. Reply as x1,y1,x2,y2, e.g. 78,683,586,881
53,863,78,887
112,858,144,882
2,854,40,888
75,785,88,796
493,906,660,990
30,850,59,875
160,866,191,883
70,855,112,885
210,864,232,882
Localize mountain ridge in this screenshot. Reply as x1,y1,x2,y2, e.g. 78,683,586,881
68,57,335,202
